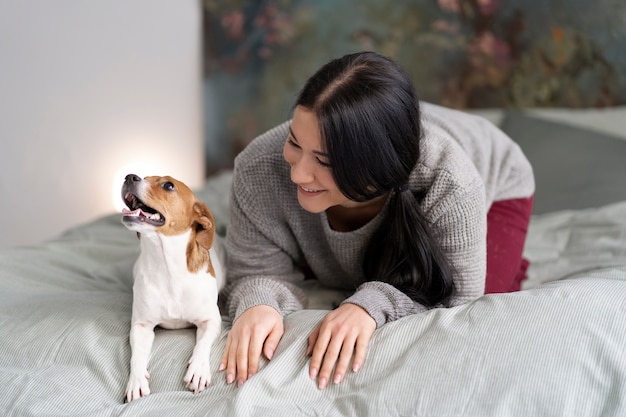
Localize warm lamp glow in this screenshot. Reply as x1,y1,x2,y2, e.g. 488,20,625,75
108,133,205,214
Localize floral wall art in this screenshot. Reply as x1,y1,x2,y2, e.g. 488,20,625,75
201,0,626,172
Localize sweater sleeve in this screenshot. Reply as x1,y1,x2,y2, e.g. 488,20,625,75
224,172,308,322
431,183,487,307
341,282,427,328
341,183,486,328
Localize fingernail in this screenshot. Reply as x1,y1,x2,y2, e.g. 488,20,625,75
353,363,360,373
309,367,318,379
333,374,342,384
318,378,327,390
226,373,234,384
266,349,273,360
219,363,225,371
237,379,244,388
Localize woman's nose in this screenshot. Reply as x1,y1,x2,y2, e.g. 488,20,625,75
290,156,315,184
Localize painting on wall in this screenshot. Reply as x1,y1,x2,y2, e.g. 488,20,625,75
201,0,626,173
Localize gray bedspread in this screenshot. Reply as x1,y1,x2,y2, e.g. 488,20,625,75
1,172,625,417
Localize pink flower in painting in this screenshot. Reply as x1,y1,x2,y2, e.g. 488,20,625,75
467,31,512,70
438,0,460,13
258,46,273,60
477,0,501,15
221,11,245,40
267,9,295,44
432,19,460,34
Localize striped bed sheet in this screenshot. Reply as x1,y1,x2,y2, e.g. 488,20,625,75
1,172,625,417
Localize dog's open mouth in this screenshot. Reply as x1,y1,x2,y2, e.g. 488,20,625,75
122,193,166,227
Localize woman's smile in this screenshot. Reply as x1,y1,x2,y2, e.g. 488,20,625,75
298,185,325,195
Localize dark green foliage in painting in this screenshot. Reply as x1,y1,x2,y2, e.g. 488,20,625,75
201,0,626,172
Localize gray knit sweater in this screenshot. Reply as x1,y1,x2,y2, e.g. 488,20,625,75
225,103,535,327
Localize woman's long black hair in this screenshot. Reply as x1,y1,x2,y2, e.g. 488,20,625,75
295,51,455,307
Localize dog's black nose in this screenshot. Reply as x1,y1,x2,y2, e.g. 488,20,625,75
124,174,141,184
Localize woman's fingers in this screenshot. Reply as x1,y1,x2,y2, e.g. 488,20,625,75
352,334,369,373
316,332,353,389
224,334,238,384
235,332,250,386
264,324,284,361
308,324,330,380
332,335,357,384
306,325,320,357
307,303,376,389
220,305,284,387
245,326,266,379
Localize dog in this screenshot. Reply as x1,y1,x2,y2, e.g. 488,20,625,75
121,174,225,402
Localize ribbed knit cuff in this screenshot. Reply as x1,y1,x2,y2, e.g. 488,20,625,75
341,282,426,328
228,277,307,322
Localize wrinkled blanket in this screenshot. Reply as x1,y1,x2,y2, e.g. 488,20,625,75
1,172,625,417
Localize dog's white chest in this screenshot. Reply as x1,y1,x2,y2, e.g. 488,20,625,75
131,231,222,329
138,275,213,325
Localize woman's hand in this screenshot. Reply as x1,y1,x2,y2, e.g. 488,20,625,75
306,303,376,389
220,305,283,387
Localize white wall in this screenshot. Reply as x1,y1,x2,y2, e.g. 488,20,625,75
0,0,205,248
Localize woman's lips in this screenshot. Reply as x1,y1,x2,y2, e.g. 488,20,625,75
298,185,324,196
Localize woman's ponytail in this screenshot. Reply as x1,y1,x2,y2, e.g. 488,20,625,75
363,189,455,307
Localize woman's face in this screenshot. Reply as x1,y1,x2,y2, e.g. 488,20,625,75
283,106,355,213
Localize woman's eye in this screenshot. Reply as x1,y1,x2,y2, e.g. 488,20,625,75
162,182,175,191
287,137,300,149
316,158,331,168
287,133,331,167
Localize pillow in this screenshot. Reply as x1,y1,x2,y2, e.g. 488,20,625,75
501,111,626,214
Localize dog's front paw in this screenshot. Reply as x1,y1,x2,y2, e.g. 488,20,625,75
184,359,212,394
125,371,151,402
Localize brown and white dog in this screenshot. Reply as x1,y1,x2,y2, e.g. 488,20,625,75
121,174,225,402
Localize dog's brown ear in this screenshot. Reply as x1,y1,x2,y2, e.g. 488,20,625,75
192,201,214,250
187,201,216,276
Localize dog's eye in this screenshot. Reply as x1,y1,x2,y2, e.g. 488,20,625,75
162,181,175,191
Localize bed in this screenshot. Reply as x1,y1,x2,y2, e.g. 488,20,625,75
1,108,626,417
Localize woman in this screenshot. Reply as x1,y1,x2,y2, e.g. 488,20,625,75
220,51,534,390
